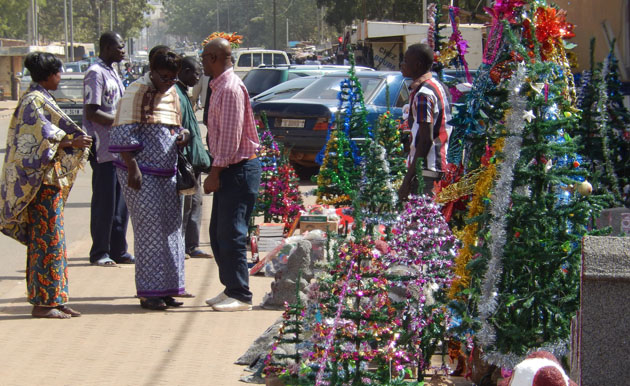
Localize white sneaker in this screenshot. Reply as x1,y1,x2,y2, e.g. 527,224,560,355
205,292,228,306
211,297,252,312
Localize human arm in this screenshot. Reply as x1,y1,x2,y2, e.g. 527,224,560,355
84,104,115,126
209,88,246,167
203,165,226,193
120,151,142,190
398,122,432,199
59,135,93,149
176,128,190,147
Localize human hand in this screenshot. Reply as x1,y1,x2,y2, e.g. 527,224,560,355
203,174,220,193
72,135,93,149
176,130,190,147
127,164,142,190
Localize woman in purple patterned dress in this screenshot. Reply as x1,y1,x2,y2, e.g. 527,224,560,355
109,50,191,310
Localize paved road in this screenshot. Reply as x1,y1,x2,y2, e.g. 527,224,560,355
0,100,282,386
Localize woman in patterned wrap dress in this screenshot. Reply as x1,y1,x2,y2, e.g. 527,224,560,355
0,52,92,319
109,50,191,310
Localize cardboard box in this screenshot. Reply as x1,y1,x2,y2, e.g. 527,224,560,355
300,220,338,234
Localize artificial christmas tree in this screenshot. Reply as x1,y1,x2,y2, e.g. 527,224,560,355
443,0,607,371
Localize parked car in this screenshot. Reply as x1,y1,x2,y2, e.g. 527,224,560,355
251,75,322,109
233,49,290,78
243,64,374,97
253,71,414,167
50,73,85,127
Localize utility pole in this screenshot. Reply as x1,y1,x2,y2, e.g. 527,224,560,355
216,0,220,30
110,0,113,30
64,0,69,61
422,0,427,23
286,18,288,50
28,0,38,45
69,0,74,61
273,0,277,50
33,0,38,45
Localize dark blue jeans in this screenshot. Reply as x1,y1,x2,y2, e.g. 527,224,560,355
209,158,261,303
89,160,130,263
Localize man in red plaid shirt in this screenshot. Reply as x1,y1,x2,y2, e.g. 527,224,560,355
398,43,452,200
201,38,261,312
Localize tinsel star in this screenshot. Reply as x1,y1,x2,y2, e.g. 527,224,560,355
523,110,535,123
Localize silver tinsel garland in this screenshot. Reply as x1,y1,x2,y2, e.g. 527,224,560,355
483,339,570,369
476,65,527,352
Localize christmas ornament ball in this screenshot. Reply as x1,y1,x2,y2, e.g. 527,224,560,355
577,180,592,196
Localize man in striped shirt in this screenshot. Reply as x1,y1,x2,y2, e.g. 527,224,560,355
201,38,262,312
398,43,452,199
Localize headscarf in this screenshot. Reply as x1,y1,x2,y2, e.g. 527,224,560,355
113,72,181,127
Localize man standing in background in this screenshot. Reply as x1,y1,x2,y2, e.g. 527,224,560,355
83,31,134,267
176,56,213,258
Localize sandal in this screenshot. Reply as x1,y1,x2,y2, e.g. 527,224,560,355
56,305,81,317
139,297,168,310
163,296,183,307
32,306,71,319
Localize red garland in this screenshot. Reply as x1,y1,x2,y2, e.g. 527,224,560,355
534,7,575,58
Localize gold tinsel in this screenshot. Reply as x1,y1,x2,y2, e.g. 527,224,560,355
448,138,505,299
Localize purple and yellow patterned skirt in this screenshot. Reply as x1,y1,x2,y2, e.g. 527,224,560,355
26,184,68,306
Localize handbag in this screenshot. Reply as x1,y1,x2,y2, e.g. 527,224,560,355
176,149,197,195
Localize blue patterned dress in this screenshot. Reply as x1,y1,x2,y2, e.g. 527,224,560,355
109,123,186,298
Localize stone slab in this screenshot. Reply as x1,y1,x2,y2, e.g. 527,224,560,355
580,236,630,385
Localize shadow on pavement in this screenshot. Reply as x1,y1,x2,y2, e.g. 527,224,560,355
0,275,23,281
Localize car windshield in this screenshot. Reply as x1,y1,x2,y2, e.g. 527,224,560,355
294,76,383,101
243,70,285,96
51,77,83,101
65,63,82,73
253,77,320,102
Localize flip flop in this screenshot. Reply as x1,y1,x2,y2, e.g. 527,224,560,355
92,256,117,267
32,306,71,319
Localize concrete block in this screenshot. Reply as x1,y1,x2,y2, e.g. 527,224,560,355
579,236,630,385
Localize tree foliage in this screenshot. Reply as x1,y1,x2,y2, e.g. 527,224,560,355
161,0,322,49
0,0,151,50
316,0,488,31
0,0,29,39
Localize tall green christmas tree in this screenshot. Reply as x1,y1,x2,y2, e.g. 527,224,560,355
315,53,368,206
603,43,630,206
446,0,607,370
352,138,399,238
574,38,621,206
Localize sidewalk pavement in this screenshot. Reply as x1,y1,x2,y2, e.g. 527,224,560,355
0,185,282,386
0,99,17,119
0,259,280,386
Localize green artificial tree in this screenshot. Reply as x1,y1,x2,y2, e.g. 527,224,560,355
574,38,621,206
254,129,283,223
263,275,308,383
445,0,608,371
603,43,630,206
352,138,399,238
314,53,369,206
374,109,407,188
